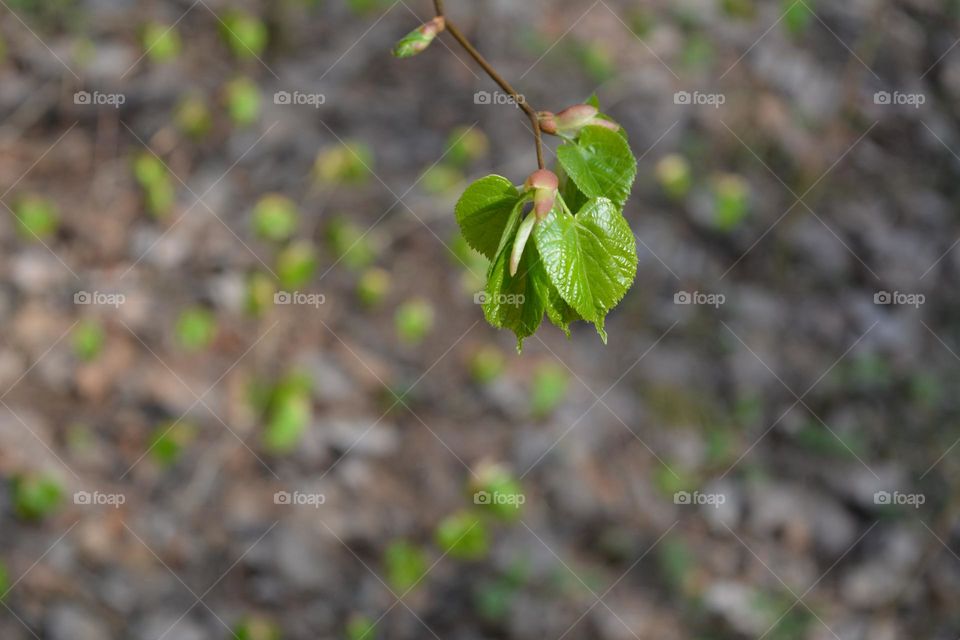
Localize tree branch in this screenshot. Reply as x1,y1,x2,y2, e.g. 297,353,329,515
432,5,545,170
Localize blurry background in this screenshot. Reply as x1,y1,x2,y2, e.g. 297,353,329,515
0,0,959,638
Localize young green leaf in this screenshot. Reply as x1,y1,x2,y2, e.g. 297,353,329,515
556,125,636,207
533,198,637,342
392,17,445,58
455,175,521,259
482,238,548,350
543,283,581,337
509,211,537,276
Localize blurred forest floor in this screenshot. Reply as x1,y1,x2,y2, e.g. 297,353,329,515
1,0,960,639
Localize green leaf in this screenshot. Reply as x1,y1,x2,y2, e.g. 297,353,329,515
533,198,637,342
454,175,521,260
482,238,548,351
557,125,636,207
509,211,537,276
543,284,581,337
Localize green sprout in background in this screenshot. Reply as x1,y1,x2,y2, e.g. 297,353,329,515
655,154,693,201
72,318,106,362
245,271,276,316
225,77,262,127
261,371,313,454
141,22,181,63
469,346,506,385
530,363,569,417
384,540,429,593
346,0,392,15
275,240,318,289
446,126,489,168
220,10,269,60
252,194,300,242
345,614,377,640
0,560,8,599
314,141,373,185
175,95,213,139
327,217,376,270
712,173,750,232
470,463,525,522
394,299,435,345
175,307,218,351
133,153,175,219
11,474,63,521
232,616,281,640
356,268,391,308
435,510,489,560
12,194,59,240
150,420,196,467
783,0,815,36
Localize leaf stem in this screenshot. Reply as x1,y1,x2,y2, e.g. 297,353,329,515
430,5,545,170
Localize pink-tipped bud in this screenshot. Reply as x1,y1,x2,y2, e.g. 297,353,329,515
392,17,446,58
525,169,559,191
525,169,559,220
537,111,558,135
587,117,621,132
540,104,622,136
421,16,445,37
555,104,599,131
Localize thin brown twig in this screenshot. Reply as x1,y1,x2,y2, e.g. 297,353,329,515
431,5,545,169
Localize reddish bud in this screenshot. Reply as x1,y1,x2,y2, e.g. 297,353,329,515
539,104,622,136
537,111,558,135
420,16,446,38
555,104,598,131
524,169,559,220
525,169,559,192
